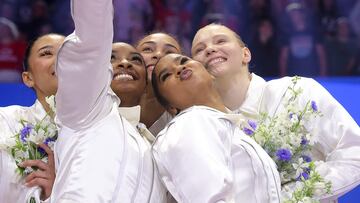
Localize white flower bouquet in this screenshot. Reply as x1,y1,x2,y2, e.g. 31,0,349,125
242,77,331,202
0,96,57,177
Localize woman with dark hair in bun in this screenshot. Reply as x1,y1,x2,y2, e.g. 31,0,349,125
150,53,281,203
136,32,182,135
0,33,64,202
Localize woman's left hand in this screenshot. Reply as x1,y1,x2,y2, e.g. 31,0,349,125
20,143,55,200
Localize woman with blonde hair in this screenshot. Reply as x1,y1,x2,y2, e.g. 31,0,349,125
191,23,360,201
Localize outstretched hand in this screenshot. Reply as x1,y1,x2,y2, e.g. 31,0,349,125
20,143,55,200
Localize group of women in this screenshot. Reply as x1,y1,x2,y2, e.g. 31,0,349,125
1,0,360,202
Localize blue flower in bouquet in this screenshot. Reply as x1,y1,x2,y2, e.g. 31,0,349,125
311,101,318,112
20,124,33,142
243,127,254,135
44,136,56,145
289,113,299,123
246,77,331,202
243,120,257,135
3,95,59,178
289,113,294,119
36,130,58,156
296,171,310,180
296,167,311,181
301,155,312,163
300,137,309,145
248,120,257,130
37,146,46,156
276,148,292,161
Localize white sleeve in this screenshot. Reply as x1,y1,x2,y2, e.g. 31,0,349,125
0,109,13,202
0,151,4,199
0,108,15,190
153,112,235,203
0,151,32,203
0,108,16,139
300,78,360,199
55,0,114,129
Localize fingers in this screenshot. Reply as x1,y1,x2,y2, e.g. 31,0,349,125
19,143,55,170
18,144,55,201
38,143,53,157
20,159,48,171
25,177,53,200
24,165,56,201
38,143,55,168
25,177,50,188
25,170,49,183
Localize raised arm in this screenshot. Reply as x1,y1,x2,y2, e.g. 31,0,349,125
55,0,114,129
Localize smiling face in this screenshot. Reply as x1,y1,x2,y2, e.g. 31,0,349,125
110,42,146,106
22,34,65,98
152,53,214,113
136,33,181,81
191,24,251,79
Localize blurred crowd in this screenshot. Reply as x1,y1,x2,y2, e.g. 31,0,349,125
1,0,360,82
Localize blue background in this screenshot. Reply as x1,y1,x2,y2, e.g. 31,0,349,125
0,78,360,202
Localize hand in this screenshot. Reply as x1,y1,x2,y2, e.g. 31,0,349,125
20,143,55,200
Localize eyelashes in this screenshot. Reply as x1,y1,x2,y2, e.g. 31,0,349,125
110,53,144,65
193,38,227,54
160,72,171,82
194,47,204,54
159,56,189,82
141,47,153,52
216,39,226,44
131,55,143,64
140,46,178,55
39,50,53,57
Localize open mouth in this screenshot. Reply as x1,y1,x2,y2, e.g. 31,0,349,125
206,57,227,69
180,69,192,81
113,71,137,81
114,73,133,81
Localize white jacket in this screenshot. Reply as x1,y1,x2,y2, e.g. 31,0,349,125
152,106,281,203
51,0,159,202
0,100,47,203
234,74,360,201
